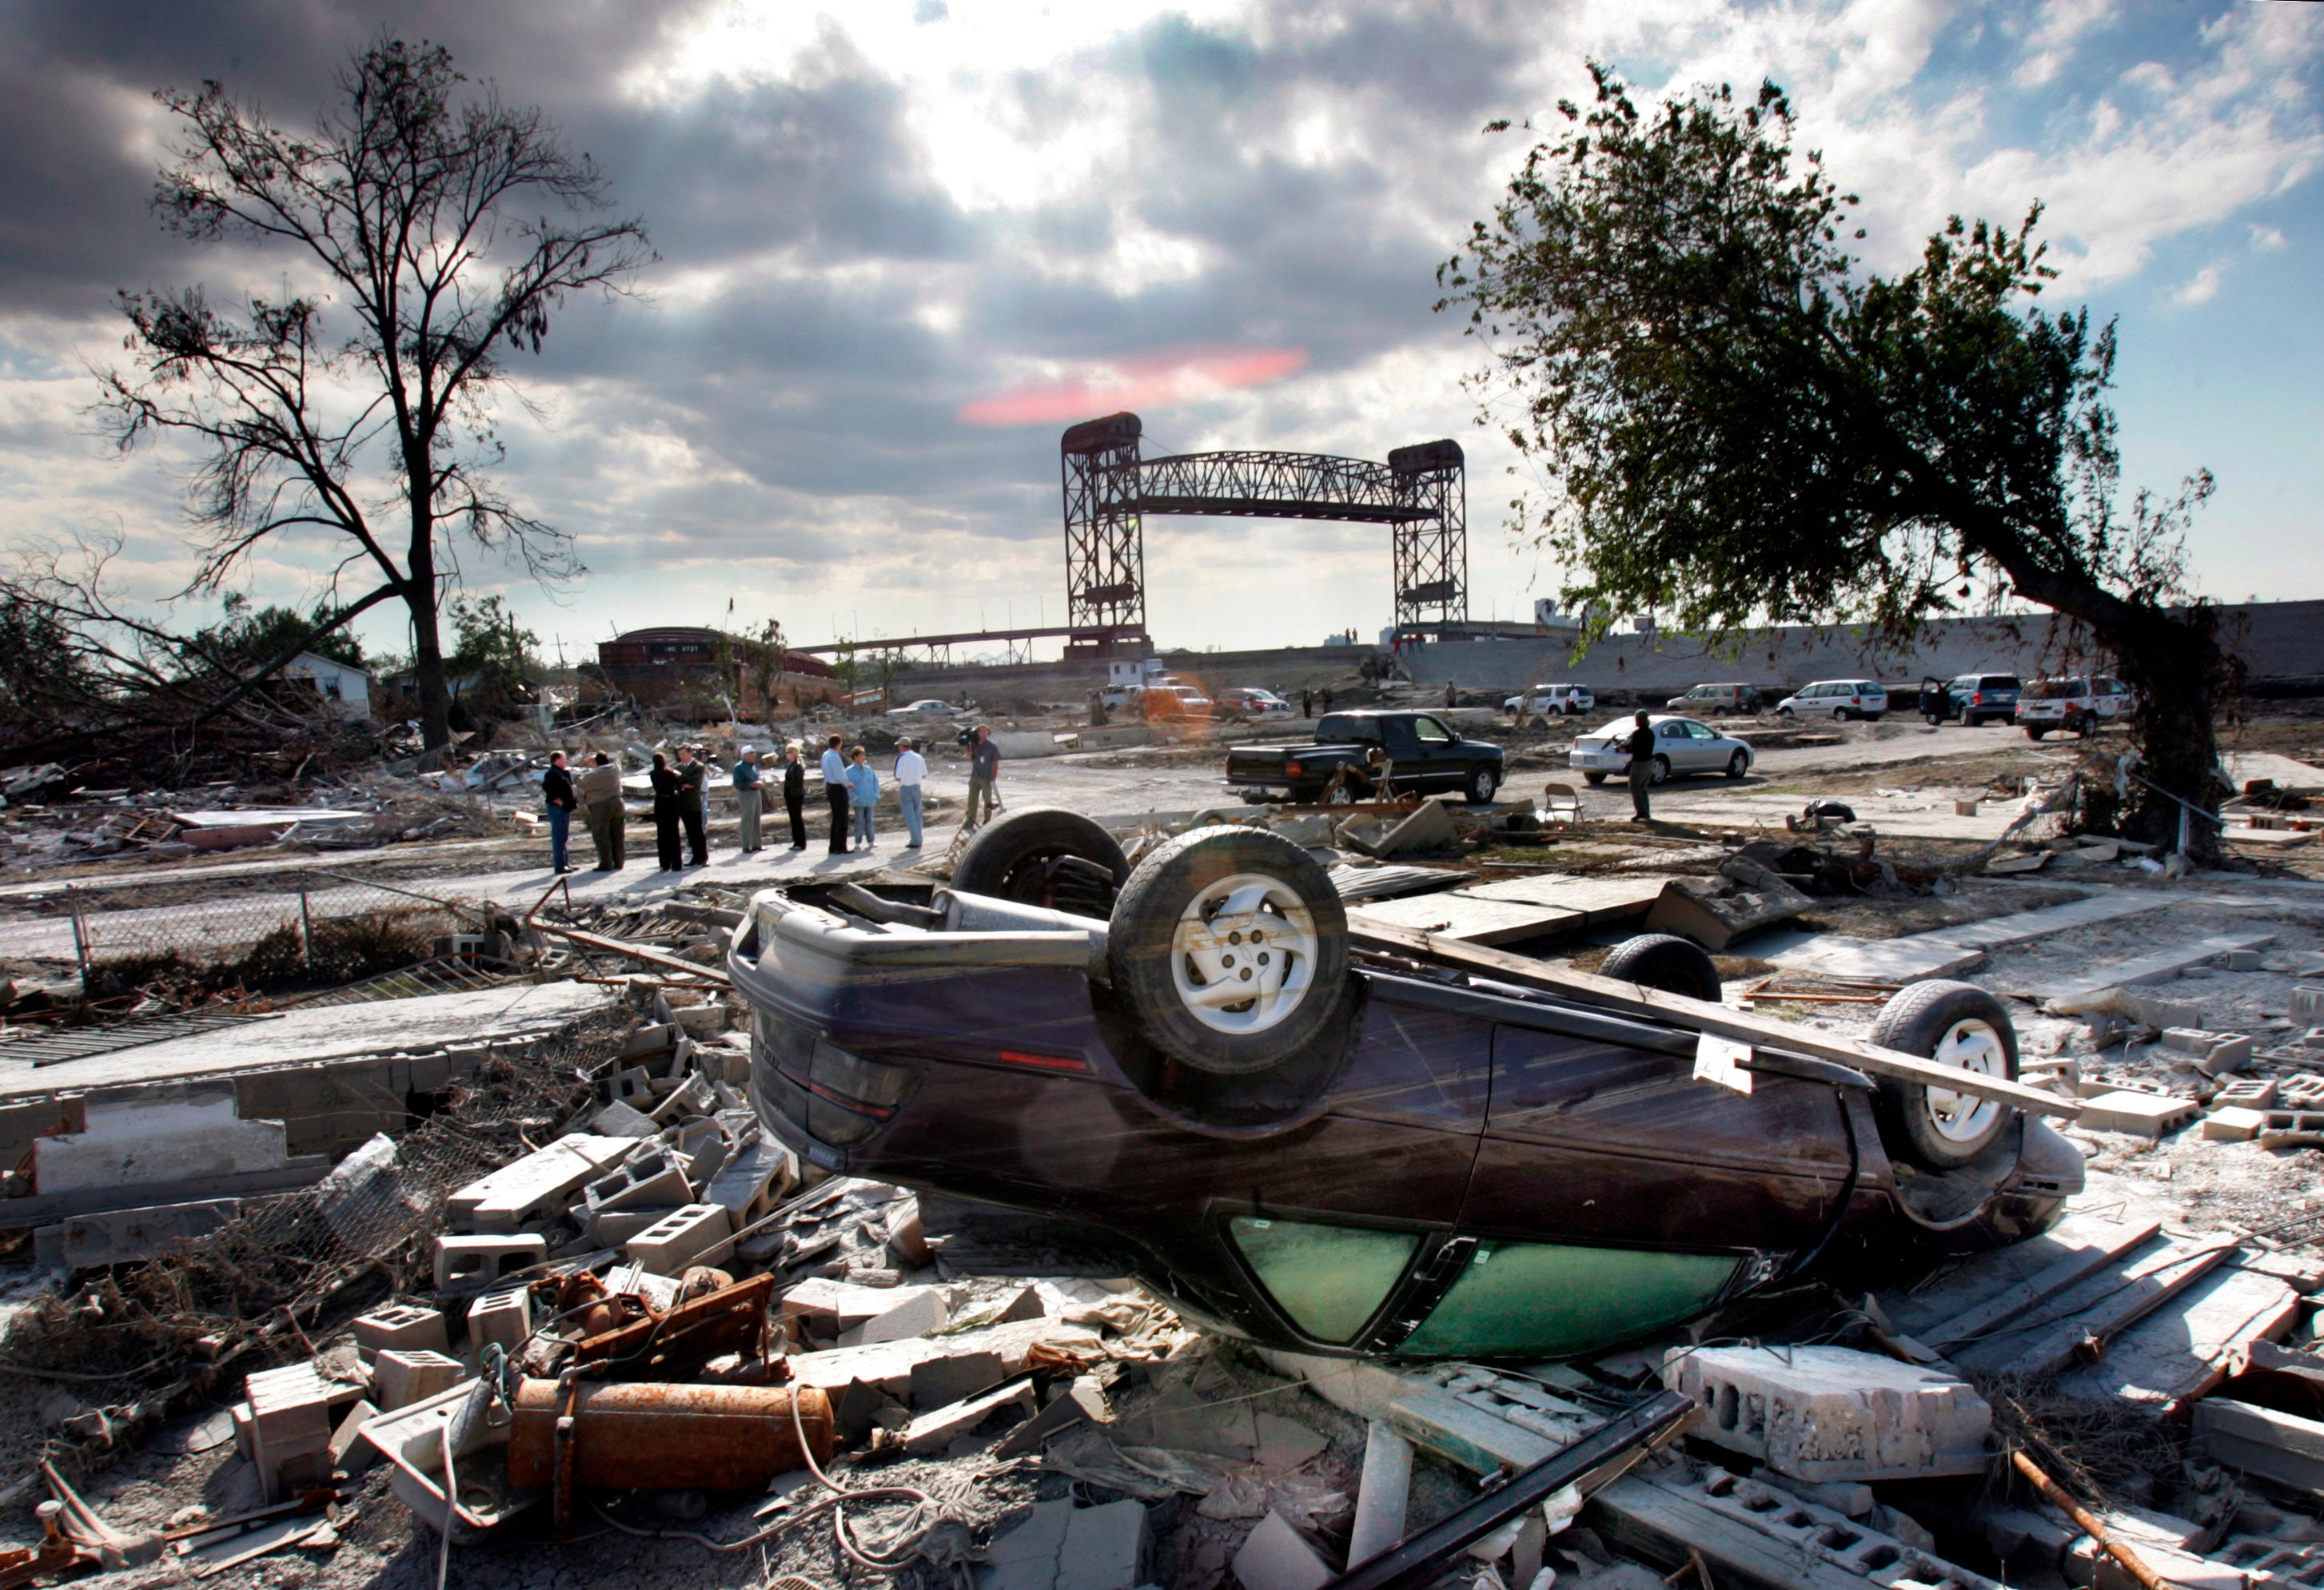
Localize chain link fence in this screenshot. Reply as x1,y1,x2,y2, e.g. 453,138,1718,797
46,870,492,980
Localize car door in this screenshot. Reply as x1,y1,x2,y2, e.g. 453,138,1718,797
1392,1021,1852,1359
1653,719,1690,772
1680,719,1722,769
1407,714,1460,790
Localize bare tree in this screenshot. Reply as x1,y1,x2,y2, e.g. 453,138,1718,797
100,38,652,750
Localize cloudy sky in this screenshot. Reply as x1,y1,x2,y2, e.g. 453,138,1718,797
2,0,2318,666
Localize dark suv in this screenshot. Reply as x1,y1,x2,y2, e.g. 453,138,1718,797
1922,674,2022,727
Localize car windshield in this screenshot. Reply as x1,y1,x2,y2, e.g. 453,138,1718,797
1315,714,1380,743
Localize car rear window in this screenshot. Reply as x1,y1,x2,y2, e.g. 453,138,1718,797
1980,675,2021,690
1315,715,1378,743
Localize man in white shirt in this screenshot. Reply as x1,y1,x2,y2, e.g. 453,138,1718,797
893,737,927,848
819,732,850,855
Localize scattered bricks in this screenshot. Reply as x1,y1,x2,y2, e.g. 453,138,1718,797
592,1100,657,1138
625,1204,733,1273
993,1375,1111,1460
465,1285,532,1354
353,1303,449,1358
2261,1110,2324,1135
2292,987,2324,1021
2218,948,2266,971
672,1002,727,1037
901,1377,1036,1455
587,1205,681,1247
2205,1106,2271,1142
604,1066,654,1106
328,1399,378,1475
374,1349,465,1412
2218,1077,2281,1110
707,1140,795,1223
1232,1509,1333,1590
433,1232,548,1293
912,1351,1005,1410
444,1134,633,1233
2075,1073,2177,1099
2079,1090,2203,1138
783,1279,938,1339
844,1288,952,1346
601,1263,683,1313
2127,993,2208,1032
582,1146,692,1217
649,1073,716,1124
2282,1073,2324,1107
1662,1345,1993,1481
245,1363,335,1453
2159,1030,2258,1076
676,1120,731,1186
2165,1027,2220,1055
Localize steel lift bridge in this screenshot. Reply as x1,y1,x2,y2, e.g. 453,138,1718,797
1060,412,1468,651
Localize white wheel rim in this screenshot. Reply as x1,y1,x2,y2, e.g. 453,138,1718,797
1923,1018,2006,1144
1168,871,1321,1035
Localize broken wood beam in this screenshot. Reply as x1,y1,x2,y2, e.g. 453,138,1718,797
523,917,731,987
1345,913,2080,1119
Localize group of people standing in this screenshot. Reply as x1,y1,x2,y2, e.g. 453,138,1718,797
538,726,1000,874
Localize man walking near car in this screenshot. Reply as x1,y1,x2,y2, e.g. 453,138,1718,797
731,746,763,854
675,745,709,867
578,751,624,871
782,742,807,850
1624,711,1656,823
893,737,927,848
541,751,577,875
820,733,850,855
966,724,999,830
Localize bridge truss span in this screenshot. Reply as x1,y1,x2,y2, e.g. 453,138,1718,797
1058,412,1466,645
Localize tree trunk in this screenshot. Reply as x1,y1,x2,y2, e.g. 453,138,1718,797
407,544,452,750
2103,604,2228,859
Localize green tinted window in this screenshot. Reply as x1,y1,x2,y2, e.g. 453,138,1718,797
1401,1241,1738,1358
1229,1218,1418,1345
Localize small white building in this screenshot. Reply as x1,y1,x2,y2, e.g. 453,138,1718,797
282,652,373,720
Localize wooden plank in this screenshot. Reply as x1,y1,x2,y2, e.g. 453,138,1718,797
1348,894,1583,946
2192,1398,2324,1495
1922,1219,2163,1350
1345,912,2083,1119
2055,1265,2301,1408
1953,1238,2237,1378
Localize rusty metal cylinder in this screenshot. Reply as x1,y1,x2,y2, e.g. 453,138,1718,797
506,1379,835,1491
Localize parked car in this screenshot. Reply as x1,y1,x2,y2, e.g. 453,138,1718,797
1916,673,2021,727
735,819,2079,1361
1225,711,1505,804
1143,685,1214,723
1569,715,1753,786
1504,683,1595,718
1217,687,1294,717
1772,680,1888,722
2016,675,2131,739
886,699,964,719
1664,683,1762,715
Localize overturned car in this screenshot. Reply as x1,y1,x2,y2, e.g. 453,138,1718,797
731,810,2081,1361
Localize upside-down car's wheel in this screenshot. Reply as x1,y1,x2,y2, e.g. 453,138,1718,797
1109,827,1353,1074
1599,934,1721,1000
1868,980,2019,1170
951,807,1129,917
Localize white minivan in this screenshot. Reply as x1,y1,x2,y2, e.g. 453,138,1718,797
1774,679,1888,722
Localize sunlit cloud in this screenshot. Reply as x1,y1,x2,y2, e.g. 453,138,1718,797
958,346,1308,427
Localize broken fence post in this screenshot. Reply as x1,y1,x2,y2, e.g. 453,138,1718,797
1319,1390,1692,1590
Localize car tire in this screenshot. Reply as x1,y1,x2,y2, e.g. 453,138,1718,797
1923,713,1941,726
1868,980,2019,1171
2024,725,2047,740
1726,750,1749,779
1776,707,1793,720
1321,783,1356,806
1833,707,1852,723
1649,755,1670,787
952,807,1130,918
1466,765,1500,804
1108,827,1353,1075
1600,934,1720,1000
1584,772,1607,787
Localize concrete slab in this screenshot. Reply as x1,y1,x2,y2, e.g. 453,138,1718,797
1662,1346,1993,1481
2055,1264,2299,1406
444,1134,636,1233
58,1197,239,1269
1790,891,2167,983
1342,892,1580,944
34,1086,287,1193
2015,933,2279,1003
1457,875,1670,923
2078,1090,2202,1137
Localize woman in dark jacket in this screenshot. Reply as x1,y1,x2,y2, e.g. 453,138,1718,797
649,752,684,871
782,741,808,850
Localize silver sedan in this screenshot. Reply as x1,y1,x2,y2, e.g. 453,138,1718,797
1569,715,1755,787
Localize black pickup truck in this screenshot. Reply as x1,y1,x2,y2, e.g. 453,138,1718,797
1224,710,1505,804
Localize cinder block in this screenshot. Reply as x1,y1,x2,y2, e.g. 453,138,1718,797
706,1140,795,1221
1662,1345,1993,1481
329,1399,378,1475
601,1262,684,1312
2079,1090,2202,1138
2220,949,2265,971
2127,993,2207,1031
465,1285,532,1354
592,1100,657,1138
2204,1106,2270,1142
604,1066,654,1105
374,1349,465,1411
586,1205,681,1246
783,1278,936,1337
2283,1071,2324,1106
580,1146,691,1216
649,1072,716,1123
432,1232,547,1293
624,1204,733,1273
2290,987,2324,1020
244,1362,335,1450
353,1303,449,1357
2217,1077,2280,1110
2163,1026,2218,1054
444,1134,633,1233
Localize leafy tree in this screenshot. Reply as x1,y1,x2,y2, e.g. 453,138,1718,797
204,593,366,670
444,594,536,683
1437,67,2230,851
100,38,652,751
